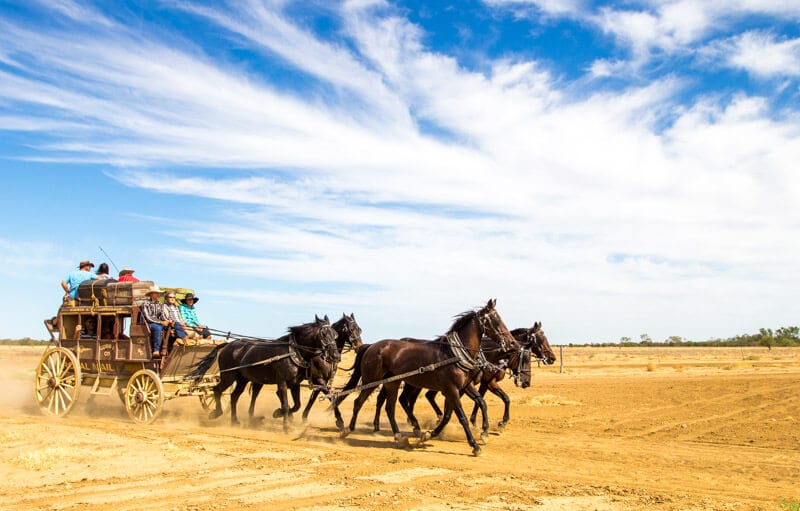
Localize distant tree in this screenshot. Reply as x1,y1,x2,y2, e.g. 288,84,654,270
775,326,799,343
620,336,631,345
639,333,653,345
666,335,683,345
758,328,774,350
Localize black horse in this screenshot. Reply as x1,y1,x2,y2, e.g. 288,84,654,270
377,322,555,433
258,313,363,427
188,315,337,432
335,299,514,455
301,313,362,427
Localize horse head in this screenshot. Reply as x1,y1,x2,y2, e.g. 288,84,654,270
526,321,556,365
333,312,363,353
317,314,339,363
476,298,515,352
293,314,338,364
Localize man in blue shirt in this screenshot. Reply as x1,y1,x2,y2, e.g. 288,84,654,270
61,260,96,302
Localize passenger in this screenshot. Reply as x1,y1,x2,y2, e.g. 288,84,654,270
61,260,96,303
140,285,170,357
95,263,114,280
179,293,211,339
118,268,140,282
162,292,188,350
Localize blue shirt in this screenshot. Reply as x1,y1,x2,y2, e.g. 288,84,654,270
64,269,96,298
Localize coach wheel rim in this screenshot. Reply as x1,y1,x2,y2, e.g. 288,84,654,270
125,369,164,424
34,347,81,417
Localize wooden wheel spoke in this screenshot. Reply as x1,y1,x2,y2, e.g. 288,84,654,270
34,348,80,418
125,370,162,425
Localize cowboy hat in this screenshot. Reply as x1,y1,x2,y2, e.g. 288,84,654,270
181,293,199,304
78,260,95,269
147,285,163,295
119,268,135,276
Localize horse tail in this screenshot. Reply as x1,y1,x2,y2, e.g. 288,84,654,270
340,343,368,390
187,343,226,380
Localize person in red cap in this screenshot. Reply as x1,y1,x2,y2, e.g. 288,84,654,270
61,260,96,302
118,268,140,282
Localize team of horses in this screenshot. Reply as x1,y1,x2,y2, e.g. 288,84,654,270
189,299,555,455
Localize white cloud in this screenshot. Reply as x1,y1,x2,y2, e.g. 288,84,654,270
711,31,800,78
482,0,585,16
1,2,799,342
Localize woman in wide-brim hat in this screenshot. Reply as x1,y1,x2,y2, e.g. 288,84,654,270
179,293,211,339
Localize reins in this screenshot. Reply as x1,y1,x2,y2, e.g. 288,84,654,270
326,356,461,401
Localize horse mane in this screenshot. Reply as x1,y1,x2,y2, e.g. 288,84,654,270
510,327,528,338
288,320,324,342
446,309,479,335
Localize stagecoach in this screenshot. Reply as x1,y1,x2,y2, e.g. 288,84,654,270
35,280,227,424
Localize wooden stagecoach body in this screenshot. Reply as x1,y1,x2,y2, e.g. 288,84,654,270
35,280,226,424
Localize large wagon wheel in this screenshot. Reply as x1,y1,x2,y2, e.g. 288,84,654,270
34,347,81,417
124,369,164,424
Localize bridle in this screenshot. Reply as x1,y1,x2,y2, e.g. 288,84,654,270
476,308,513,352
337,316,362,353
292,322,338,366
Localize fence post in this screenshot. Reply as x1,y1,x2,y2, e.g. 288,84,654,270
559,345,564,373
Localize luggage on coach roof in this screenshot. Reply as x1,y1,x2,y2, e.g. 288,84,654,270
77,280,156,306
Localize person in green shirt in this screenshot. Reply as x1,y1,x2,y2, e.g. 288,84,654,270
179,293,211,339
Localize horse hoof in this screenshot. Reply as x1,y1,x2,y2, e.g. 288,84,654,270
208,410,223,420
480,432,489,445
412,428,421,438
497,422,506,432
472,446,482,456
395,435,411,449
418,431,431,442
340,429,351,439
336,419,344,430
272,409,284,419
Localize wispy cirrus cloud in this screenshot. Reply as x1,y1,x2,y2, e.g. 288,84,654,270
0,1,799,341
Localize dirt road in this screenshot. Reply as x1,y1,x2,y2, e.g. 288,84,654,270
1,346,798,510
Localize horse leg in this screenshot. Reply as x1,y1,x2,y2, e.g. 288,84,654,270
229,377,249,426
301,388,319,424
463,382,490,444
275,383,292,433
381,382,405,447
469,381,489,426
398,384,423,437
373,386,387,432
208,373,233,420
430,402,453,439
445,387,482,456
249,383,263,422
487,381,511,430
344,386,377,436
425,389,443,419
289,385,302,413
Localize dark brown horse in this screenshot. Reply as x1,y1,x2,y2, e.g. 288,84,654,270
188,315,337,432
336,299,514,455
373,322,556,433
467,322,555,428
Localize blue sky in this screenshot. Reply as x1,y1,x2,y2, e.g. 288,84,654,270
1,0,799,343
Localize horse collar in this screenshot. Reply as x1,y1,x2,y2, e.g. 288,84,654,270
446,331,480,371
288,334,309,369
